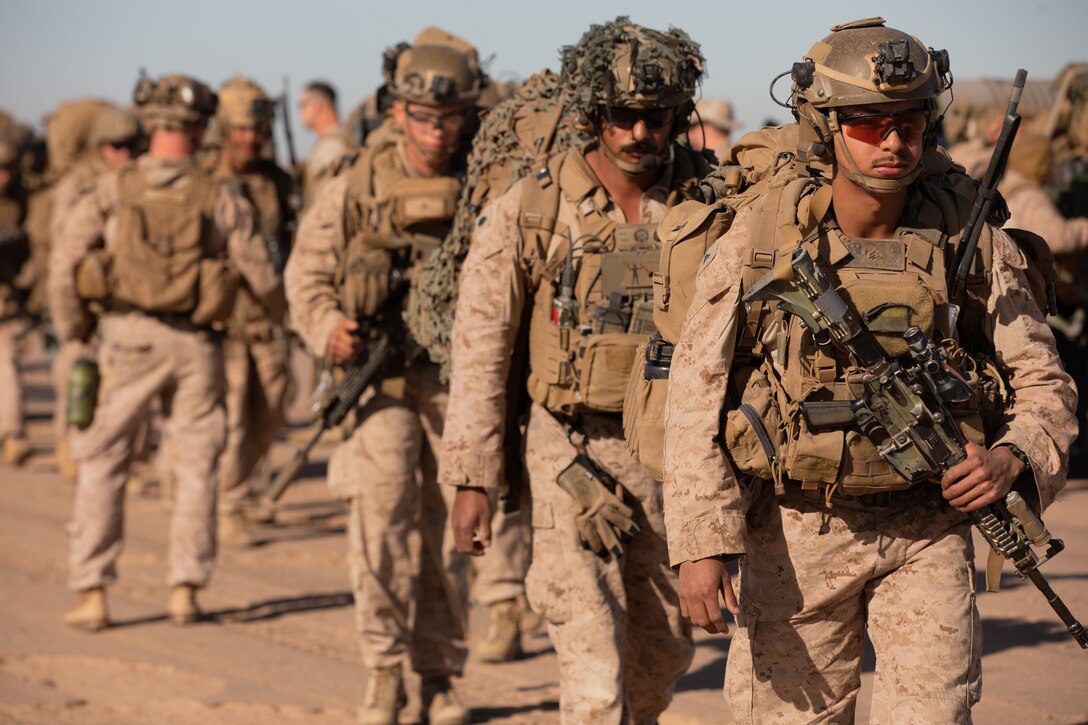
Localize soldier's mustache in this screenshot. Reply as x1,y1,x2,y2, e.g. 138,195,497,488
621,142,658,155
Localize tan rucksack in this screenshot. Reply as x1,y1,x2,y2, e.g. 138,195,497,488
77,164,238,325
623,125,810,479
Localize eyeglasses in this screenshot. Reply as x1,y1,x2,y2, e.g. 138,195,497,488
404,107,468,131
603,107,674,131
107,140,139,152
835,108,928,145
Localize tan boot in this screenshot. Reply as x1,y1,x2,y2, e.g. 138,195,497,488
64,587,108,632
357,664,406,725
422,676,469,725
475,598,522,663
516,593,544,633
168,584,202,626
56,437,78,481
2,435,31,466
241,495,277,525
218,510,257,548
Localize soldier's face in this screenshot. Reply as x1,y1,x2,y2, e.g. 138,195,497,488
598,106,674,168
227,124,266,166
394,101,467,163
100,141,135,168
833,100,926,181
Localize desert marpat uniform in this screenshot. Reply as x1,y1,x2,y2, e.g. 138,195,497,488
1002,169,1088,256
0,166,29,458
301,127,349,211
659,21,1083,709
441,146,705,722
211,155,294,515
51,154,284,591
285,137,470,680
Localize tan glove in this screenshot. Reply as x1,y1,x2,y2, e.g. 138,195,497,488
556,454,640,558
341,246,391,319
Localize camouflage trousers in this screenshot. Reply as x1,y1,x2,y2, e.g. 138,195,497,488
525,404,693,724
473,496,531,606
68,312,226,591
218,335,292,513
0,316,29,440
331,363,469,677
727,483,982,724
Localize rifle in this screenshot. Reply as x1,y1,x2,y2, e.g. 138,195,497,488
746,246,1087,648
947,69,1027,321
262,271,409,503
277,75,299,172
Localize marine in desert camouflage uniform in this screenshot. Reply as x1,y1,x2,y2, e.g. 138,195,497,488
51,72,284,632
442,18,713,723
666,18,1077,723
285,28,485,725
0,131,32,467
208,76,294,546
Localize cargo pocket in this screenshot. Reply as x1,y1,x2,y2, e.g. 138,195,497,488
525,499,571,624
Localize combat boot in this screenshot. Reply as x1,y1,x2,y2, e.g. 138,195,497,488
218,510,257,548
357,664,406,725
241,494,277,525
421,676,469,725
2,435,31,466
64,587,108,632
168,584,202,625
56,437,78,481
475,598,522,663
516,593,544,633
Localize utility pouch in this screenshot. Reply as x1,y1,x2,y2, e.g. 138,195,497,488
191,257,239,326
74,249,112,302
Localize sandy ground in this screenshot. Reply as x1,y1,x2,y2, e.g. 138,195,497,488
1,346,1086,725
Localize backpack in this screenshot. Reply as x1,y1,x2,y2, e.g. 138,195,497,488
405,69,590,379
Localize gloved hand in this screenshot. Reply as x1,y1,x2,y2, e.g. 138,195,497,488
556,454,640,558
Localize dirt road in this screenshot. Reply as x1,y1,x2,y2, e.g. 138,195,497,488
1,350,1086,724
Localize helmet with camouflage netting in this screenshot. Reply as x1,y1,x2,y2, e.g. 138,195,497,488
779,17,952,190
133,71,218,132
217,76,276,129
390,27,486,108
561,16,704,133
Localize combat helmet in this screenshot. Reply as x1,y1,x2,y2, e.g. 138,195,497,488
390,27,485,108
781,17,952,191
217,76,276,129
88,105,142,149
561,17,704,132
133,71,218,132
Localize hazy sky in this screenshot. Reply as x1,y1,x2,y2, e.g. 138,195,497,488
2,0,1085,160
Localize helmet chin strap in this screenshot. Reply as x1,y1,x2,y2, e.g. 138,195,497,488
600,140,674,177
834,127,922,193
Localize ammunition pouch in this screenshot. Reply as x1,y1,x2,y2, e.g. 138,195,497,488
75,248,112,301
622,339,671,480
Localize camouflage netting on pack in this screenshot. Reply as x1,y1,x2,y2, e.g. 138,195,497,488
406,69,590,380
